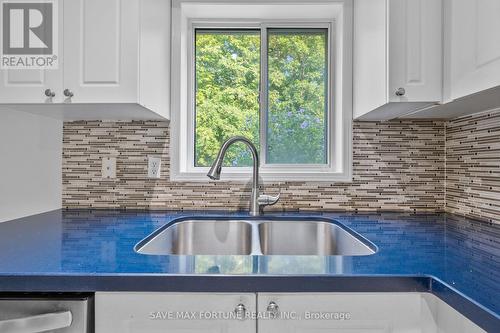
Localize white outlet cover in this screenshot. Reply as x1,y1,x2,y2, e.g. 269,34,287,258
148,156,162,179
102,157,117,179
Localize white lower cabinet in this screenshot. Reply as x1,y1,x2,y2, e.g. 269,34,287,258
257,293,485,333
259,293,423,332
95,292,256,333
95,292,485,333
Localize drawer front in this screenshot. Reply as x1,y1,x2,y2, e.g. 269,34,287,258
0,297,91,333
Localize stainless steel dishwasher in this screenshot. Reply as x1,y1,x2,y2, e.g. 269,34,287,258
0,294,93,333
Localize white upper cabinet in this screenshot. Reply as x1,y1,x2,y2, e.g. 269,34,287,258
0,1,63,104
63,0,139,104
354,0,442,120
443,0,500,102
402,0,500,119
0,0,170,120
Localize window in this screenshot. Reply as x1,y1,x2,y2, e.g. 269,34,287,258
194,28,328,168
195,30,261,167
171,1,352,181
266,29,328,165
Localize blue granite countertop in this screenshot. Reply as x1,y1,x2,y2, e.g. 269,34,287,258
0,210,498,331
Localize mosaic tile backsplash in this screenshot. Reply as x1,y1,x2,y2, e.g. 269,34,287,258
63,120,446,212
445,109,500,224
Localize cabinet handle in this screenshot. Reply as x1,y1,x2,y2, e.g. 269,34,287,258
63,89,74,98
44,89,56,98
234,303,247,320
266,301,280,318
395,87,406,96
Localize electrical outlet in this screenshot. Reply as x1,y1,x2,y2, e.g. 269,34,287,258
148,156,162,179
102,157,117,179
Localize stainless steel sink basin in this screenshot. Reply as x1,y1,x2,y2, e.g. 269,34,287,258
135,217,376,256
258,221,375,255
135,220,253,255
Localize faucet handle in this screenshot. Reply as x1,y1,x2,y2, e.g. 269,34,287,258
258,193,280,207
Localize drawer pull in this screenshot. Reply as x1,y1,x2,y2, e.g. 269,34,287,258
0,310,72,333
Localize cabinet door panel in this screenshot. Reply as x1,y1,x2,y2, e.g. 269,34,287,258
258,293,432,333
445,0,500,100
0,1,63,103
389,0,442,103
63,0,139,103
81,0,120,85
95,292,256,333
258,293,485,333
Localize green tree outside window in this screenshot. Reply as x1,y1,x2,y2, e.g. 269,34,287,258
195,28,328,167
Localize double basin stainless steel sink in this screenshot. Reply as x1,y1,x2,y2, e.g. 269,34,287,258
135,217,377,256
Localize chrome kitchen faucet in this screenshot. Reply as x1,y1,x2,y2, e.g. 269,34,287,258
207,136,280,216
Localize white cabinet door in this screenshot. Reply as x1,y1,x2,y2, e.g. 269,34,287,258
95,292,256,333
257,293,485,333
444,0,500,101
257,293,484,333
62,0,139,103
0,0,63,104
388,0,442,103
258,293,430,333
353,0,442,120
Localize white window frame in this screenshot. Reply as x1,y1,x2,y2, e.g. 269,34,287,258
170,0,353,182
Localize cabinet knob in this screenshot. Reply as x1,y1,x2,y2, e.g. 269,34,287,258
44,89,56,98
63,89,74,98
395,87,406,96
266,301,280,318
234,303,247,320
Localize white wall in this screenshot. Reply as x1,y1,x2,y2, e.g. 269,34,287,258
0,109,62,223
